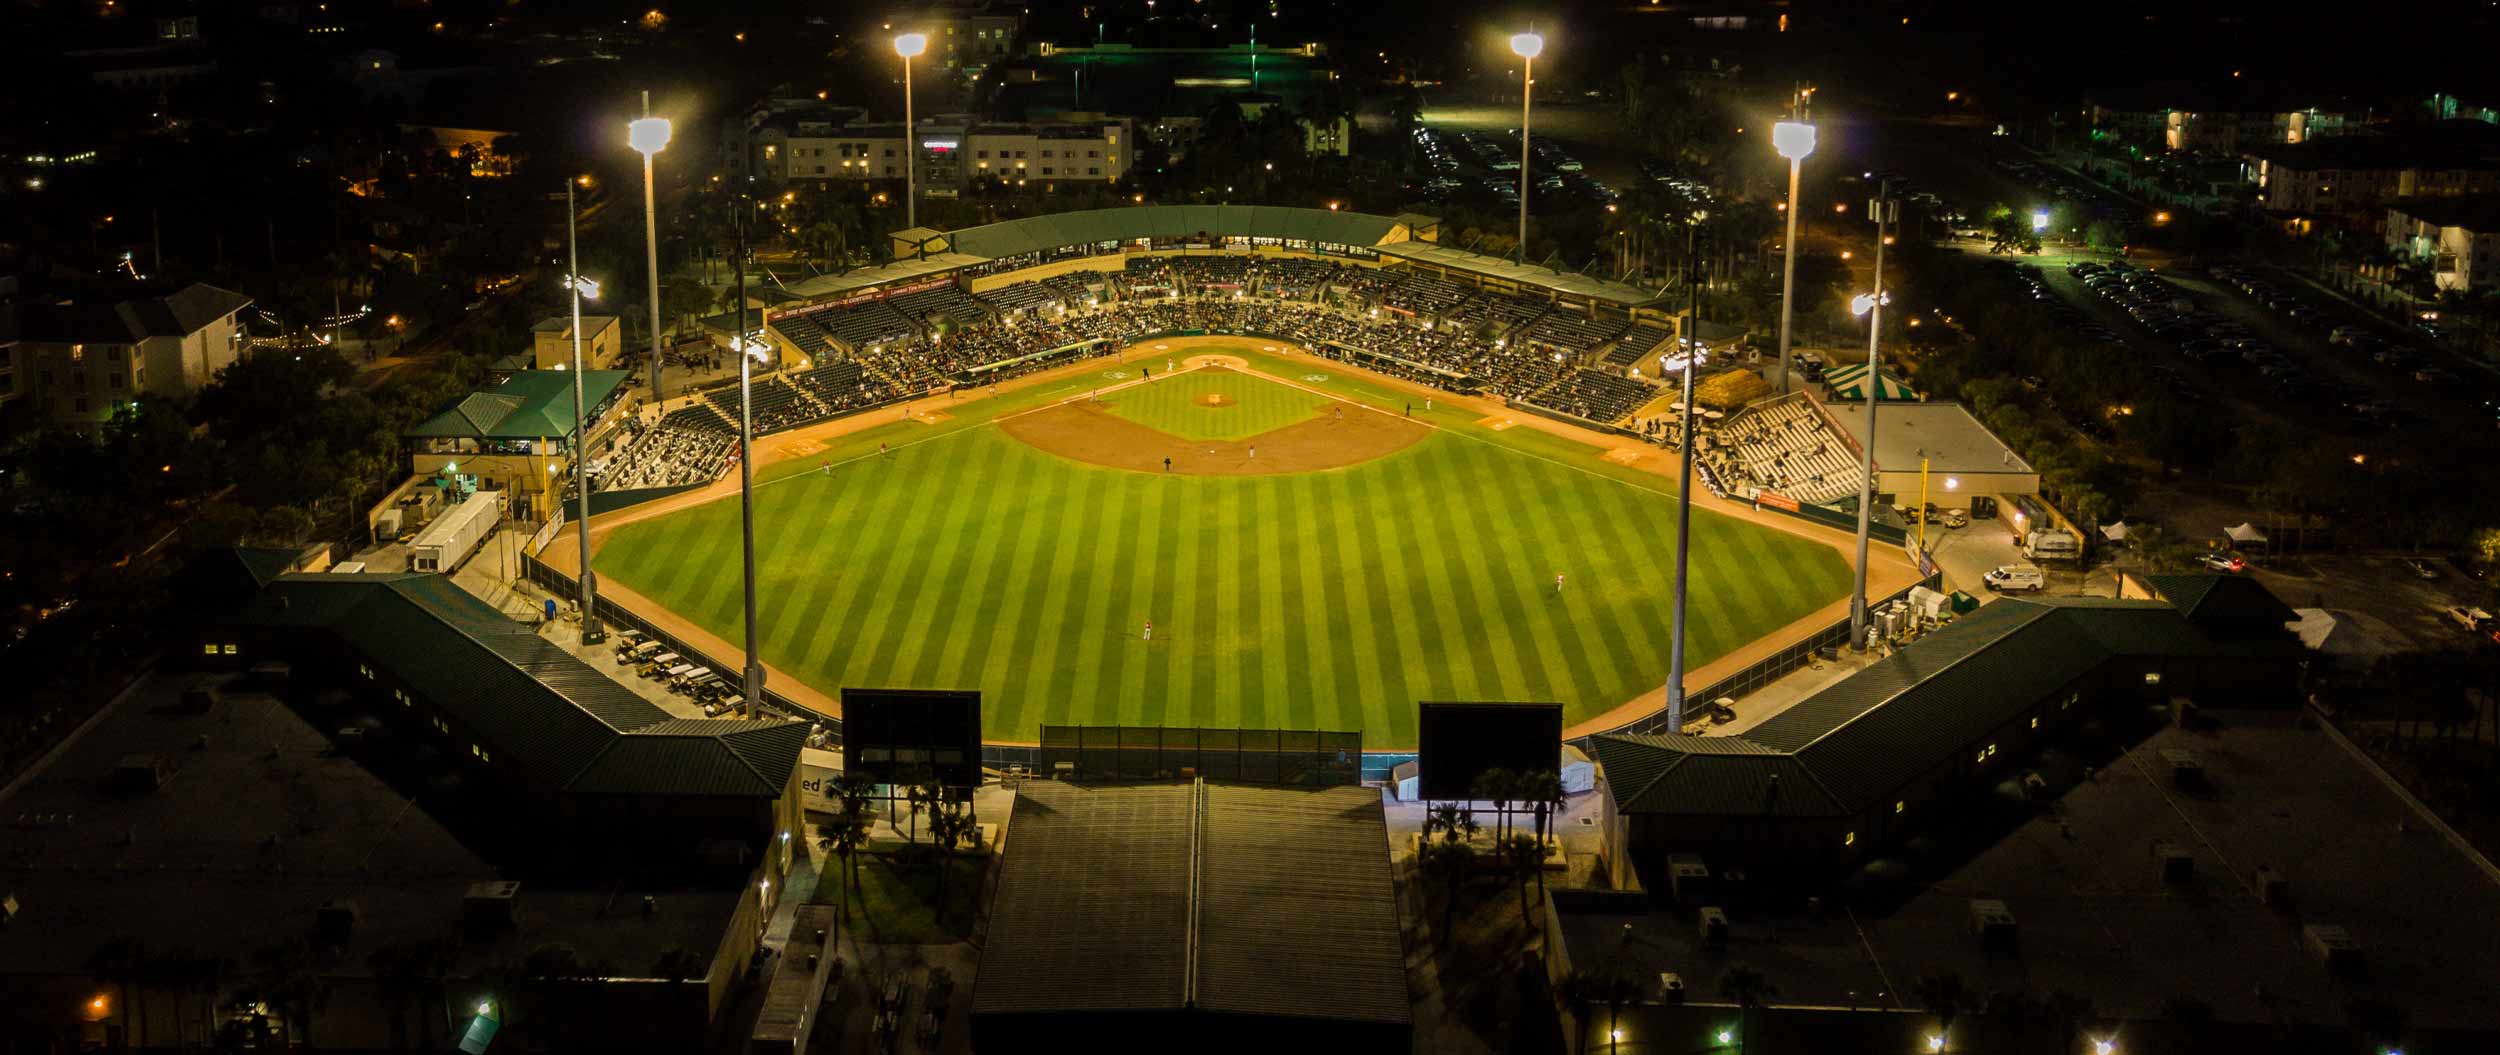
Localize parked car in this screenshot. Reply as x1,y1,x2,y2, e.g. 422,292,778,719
1982,564,2046,592
2403,558,2440,580
2442,605,2494,632
2199,552,2247,573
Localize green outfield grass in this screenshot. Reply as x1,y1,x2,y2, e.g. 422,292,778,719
597,345,1853,746
1103,369,1332,440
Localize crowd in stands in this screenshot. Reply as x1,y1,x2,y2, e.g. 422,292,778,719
586,411,738,493
1703,394,1865,504
1604,322,1675,367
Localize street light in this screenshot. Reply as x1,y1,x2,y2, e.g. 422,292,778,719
1771,115,1816,391
562,180,604,645
1850,183,1900,649
1666,207,1707,731
1509,30,1544,266
2031,207,2050,233
627,94,671,409
896,32,928,230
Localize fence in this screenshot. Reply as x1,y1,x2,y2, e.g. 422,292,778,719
998,725,1364,787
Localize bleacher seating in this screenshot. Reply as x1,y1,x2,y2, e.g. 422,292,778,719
1605,322,1674,367
1705,395,1865,504
1525,370,1654,424
1523,310,1629,353
589,414,736,492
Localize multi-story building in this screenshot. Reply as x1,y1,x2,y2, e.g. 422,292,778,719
2093,106,2348,154
0,283,251,425
2386,195,2500,292
731,106,1132,195
529,313,623,371
2242,121,2500,229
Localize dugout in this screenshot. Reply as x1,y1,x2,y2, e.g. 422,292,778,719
970,780,1410,1054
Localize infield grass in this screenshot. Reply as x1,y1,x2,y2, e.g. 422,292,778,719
1103,369,1332,440
598,345,1853,746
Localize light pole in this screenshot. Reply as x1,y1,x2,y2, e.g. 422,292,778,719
1849,183,1898,648
1666,208,1708,731
732,195,765,709
1509,31,1543,266
1772,116,1816,392
628,95,672,407
563,182,604,645
896,33,928,231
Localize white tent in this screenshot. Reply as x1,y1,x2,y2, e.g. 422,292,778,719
2102,521,2133,542
2225,522,2269,545
2290,608,2398,661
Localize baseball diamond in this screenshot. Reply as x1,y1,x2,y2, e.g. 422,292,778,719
591,343,1855,747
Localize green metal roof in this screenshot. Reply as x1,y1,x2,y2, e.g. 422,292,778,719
404,369,630,442
944,205,1406,260
246,574,802,798
1370,242,1667,308
776,253,993,300
1600,591,2289,818
2143,574,2300,633
1823,362,1919,402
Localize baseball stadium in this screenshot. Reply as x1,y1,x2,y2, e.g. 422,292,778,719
535,206,1922,755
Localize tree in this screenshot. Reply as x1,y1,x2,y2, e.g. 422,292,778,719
926,794,976,924
1720,964,1777,1054
902,775,942,845
1416,839,1477,943
1425,801,1478,847
1472,767,1516,843
1519,769,1563,904
1983,204,2043,255
2084,219,2125,253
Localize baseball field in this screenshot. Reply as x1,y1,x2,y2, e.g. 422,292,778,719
594,343,1853,747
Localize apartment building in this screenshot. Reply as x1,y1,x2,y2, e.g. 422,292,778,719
735,109,1132,194
2386,195,2500,293
0,282,251,426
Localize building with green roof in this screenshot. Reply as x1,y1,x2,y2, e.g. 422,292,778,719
404,368,632,521
1591,584,2302,885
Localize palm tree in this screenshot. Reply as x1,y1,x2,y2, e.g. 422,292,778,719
1519,768,1563,904
1500,834,1543,929
1720,964,1777,1054
903,776,942,845
927,795,976,925
1424,801,1478,847
1416,839,1477,944
1472,767,1516,843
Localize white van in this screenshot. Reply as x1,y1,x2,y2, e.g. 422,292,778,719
1982,564,2046,593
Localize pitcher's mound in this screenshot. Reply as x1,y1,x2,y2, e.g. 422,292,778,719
1196,393,1235,408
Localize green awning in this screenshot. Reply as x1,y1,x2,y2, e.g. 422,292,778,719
1823,362,1919,402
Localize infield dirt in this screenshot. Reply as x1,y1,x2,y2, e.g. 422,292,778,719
996,366,1430,475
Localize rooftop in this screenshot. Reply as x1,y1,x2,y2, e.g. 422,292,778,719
941,204,1413,260
0,674,746,981
403,368,630,442
2389,193,2500,233
243,572,804,798
0,282,252,344
1564,715,2500,1030
1816,398,2034,476
2244,120,2500,169
1594,592,2295,816
1373,242,1666,308
973,780,1407,1028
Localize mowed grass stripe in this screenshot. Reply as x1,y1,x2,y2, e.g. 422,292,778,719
601,345,1859,744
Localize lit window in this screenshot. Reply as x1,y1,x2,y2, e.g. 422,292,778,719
2029,717,2039,729
1894,801,1905,814
1844,831,1856,846
222,644,238,655
2144,671,2163,686
202,643,219,655
359,664,374,680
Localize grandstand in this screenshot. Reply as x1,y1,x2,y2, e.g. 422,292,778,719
1522,309,1630,353
1706,394,1865,504
1605,321,1676,368
1528,370,1656,425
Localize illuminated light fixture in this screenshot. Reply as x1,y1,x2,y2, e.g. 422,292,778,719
1509,31,1544,59
1773,121,1816,160
1851,291,1890,316
627,116,672,157
1928,1036,1946,1053
894,32,927,57
2031,209,2050,232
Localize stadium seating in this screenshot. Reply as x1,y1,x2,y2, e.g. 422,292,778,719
1706,394,1865,504
1526,369,1655,424
1605,322,1675,367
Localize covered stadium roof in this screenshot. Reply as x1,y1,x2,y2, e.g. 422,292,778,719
1817,398,2031,477
942,204,1414,259
404,369,629,442
1594,589,2296,818
974,780,1408,1035
244,572,804,797
1371,241,1666,308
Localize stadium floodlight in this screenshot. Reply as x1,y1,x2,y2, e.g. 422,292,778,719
2032,208,2050,232
1772,120,1816,161
898,33,927,227
1509,29,1544,265
1850,181,1898,649
629,92,670,405
563,180,603,645
1851,291,1891,316
1928,1035,1946,1053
